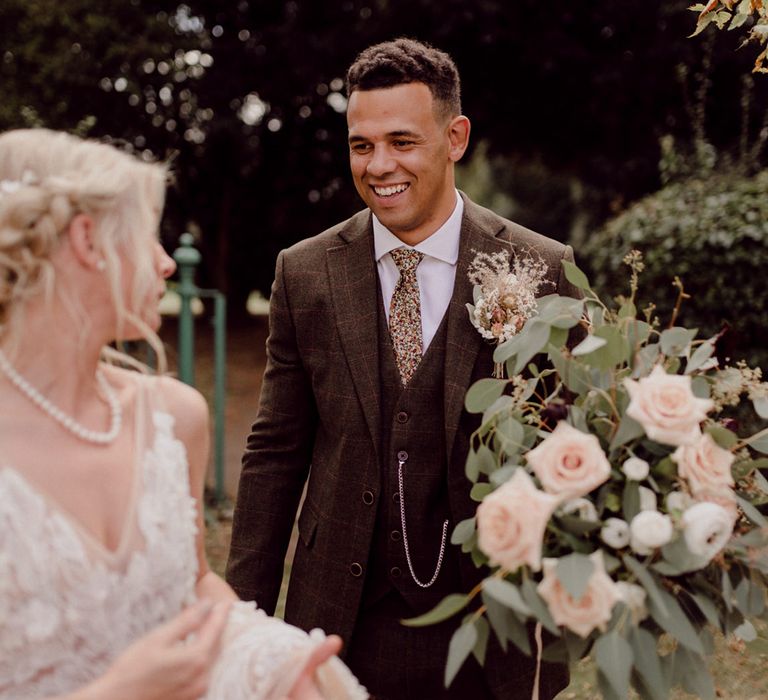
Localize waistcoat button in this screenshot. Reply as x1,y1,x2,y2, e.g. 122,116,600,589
390,530,401,542
397,450,408,462
349,562,363,577
390,566,402,578
362,490,375,505
396,411,409,423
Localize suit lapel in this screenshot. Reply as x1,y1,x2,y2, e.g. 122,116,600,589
327,215,381,459
444,198,511,466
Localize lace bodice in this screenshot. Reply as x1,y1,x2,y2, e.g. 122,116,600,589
0,374,366,699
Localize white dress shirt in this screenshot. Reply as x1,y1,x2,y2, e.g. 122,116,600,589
373,191,464,352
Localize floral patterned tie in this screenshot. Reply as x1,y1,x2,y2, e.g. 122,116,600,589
389,248,424,386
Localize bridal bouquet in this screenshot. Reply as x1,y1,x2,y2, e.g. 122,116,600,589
408,252,768,699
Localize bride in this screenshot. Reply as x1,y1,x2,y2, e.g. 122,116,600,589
0,129,366,700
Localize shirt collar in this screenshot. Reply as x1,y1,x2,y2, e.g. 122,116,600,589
372,190,463,265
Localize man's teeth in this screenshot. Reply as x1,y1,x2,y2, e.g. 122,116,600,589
373,184,408,197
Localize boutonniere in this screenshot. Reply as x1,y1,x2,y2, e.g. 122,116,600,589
466,249,548,378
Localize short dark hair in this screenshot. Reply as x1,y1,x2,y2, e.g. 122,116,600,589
345,38,461,120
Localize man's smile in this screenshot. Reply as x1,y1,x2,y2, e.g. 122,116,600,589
371,183,410,198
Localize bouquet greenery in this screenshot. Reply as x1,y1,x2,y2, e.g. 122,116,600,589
407,253,768,699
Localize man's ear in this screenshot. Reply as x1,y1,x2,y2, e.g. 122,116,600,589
447,115,471,162
66,214,102,271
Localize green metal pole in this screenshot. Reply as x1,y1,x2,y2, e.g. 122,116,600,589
173,233,201,387
212,292,227,502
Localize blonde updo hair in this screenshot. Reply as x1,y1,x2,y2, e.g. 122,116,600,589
0,128,169,368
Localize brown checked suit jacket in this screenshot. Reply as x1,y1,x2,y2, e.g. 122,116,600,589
226,193,579,698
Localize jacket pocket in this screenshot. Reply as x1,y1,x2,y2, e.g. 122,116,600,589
297,501,318,549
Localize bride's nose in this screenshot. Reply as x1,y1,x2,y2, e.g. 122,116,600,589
157,244,177,279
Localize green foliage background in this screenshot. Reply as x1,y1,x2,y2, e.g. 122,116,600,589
582,164,768,369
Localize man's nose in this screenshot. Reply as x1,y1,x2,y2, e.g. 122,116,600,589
366,145,396,177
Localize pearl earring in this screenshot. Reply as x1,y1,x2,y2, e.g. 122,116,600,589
96,259,106,272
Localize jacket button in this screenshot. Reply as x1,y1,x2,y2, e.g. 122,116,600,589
390,530,401,542
349,562,363,577
392,492,400,503
396,411,409,423
390,566,402,578
362,490,375,505
397,450,408,461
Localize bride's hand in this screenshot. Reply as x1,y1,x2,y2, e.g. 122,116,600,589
68,598,231,700
285,635,343,700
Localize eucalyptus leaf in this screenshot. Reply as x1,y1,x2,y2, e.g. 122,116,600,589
490,464,519,486
496,415,525,450
520,577,560,635
482,594,508,652
690,592,721,629
736,494,768,527
660,327,697,357
648,588,705,654
465,449,480,483
571,334,607,356
629,626,667,700
476,444,496,475
472,616,490,666
633,343,660,377
549,346,591,394
674,647,715,700
610,414,645,452
753,395,768,420
735,620,758,642
623,481,641,522
562,260,591,291
481,395,515,427
548,325,568,349
513,320,551,375
450,517,476,545
594,631,633,700
745,428,768,455
555,553,595,602
705,425,738,450
465,378,507,414
470,482,493,502
402,594,469,627
623,556,669,617
482,578,532,617
445,621,477,687
686,339,716,374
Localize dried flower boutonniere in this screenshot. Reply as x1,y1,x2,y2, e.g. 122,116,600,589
466,249,548,378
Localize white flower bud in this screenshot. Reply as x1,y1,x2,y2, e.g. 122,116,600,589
666,490,691,513
629,511,673,555
622,457,650,481
639,486,657,512
601,517,630,549
561,497,599,522
682,502,735,562
615,581,648,623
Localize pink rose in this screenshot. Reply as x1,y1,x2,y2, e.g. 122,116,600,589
537,551,621,638
624,366,713,446
476,469,560,572
671,433,735,497
525,421,611,498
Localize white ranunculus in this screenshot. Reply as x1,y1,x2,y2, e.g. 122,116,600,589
622,457,650,481
639,486,657,512
682,501,735,562
601,518,630,549
560,497,599,522
629,511,673,555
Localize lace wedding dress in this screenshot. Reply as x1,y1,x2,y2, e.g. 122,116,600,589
0,374,367,699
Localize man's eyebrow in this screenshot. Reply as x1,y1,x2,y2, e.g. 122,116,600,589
348,129,420,143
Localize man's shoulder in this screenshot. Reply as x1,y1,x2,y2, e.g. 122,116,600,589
281,208,371,262
463,195,569,255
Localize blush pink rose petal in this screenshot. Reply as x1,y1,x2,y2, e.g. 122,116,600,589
624,365,713,446
671,432,735,496
476,468,560,572
537,551,621,638
526,421,611,498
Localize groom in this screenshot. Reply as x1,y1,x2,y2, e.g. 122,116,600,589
227,38,576,699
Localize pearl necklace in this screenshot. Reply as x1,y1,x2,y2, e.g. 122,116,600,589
0,349,122,445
